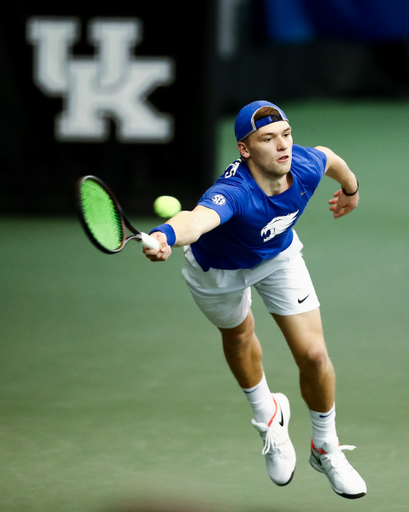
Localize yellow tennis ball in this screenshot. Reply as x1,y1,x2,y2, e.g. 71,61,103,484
154,195,182,218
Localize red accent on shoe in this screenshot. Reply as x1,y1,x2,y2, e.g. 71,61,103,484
268,396,278,427
311,439,341,454
311,439,328,454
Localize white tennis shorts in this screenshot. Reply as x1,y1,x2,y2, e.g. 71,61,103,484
181,231,320,329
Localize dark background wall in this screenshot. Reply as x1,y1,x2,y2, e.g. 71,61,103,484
218,0,409,107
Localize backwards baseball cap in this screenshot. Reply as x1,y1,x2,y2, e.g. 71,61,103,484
234,100,288,142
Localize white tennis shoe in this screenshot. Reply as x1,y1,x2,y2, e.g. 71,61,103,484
309,440,367,499
251,393,296,486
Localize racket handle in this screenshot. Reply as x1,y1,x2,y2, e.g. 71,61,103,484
139,232,160,250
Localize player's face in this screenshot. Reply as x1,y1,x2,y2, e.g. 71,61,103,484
240,121,293,177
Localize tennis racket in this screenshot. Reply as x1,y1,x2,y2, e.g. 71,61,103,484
76,175,160,254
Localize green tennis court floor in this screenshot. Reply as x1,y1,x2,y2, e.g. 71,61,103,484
1,99,408,511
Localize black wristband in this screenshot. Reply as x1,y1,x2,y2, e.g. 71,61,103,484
342,180,359,196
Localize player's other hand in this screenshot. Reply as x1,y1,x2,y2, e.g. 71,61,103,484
143,231,172,261
329,189,359,219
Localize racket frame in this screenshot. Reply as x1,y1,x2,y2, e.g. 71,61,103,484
76,175,158,254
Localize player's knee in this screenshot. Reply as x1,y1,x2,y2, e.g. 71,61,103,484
298,348,330,376
221,324,252,347
222,331,254,352
219,315,256,351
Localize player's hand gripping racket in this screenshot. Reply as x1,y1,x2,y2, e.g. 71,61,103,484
76,175,159,254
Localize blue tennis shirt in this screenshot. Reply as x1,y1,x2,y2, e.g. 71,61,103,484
191,145,327,271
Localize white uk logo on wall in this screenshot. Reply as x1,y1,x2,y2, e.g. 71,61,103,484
26,17,175,143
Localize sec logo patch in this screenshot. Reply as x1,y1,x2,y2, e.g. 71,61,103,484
212,194,226,205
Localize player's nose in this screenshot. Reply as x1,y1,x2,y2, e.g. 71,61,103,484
277,136,288,150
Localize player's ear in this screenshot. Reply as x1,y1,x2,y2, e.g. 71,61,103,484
237,141,250,159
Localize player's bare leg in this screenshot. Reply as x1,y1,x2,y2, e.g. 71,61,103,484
219,309,296,486
219,309,263,389
272,308,335,413
272,308,366,499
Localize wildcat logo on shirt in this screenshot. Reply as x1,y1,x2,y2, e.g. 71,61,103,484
261,211,299,242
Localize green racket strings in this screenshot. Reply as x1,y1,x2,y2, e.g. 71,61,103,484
80,180,123,250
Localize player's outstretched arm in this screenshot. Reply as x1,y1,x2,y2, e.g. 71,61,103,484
143,205,220,262
316,146,359,219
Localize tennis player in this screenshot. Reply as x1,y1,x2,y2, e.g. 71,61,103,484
143,100,366,499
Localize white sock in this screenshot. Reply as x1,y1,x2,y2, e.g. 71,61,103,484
242,373,276,425
309,404,338,450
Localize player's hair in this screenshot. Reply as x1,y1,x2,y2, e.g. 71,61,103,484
254,106,280,122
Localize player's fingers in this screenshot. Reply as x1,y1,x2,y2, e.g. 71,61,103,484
142,231,167,256
158,243,171,257
329,200,342,211
143,243,172,261
330,200,346,215
142,245,158,255
145,252,170,262
334,205,352,218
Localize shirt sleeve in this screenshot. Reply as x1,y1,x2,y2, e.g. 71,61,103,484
197,182,244,225
306,147,327,180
